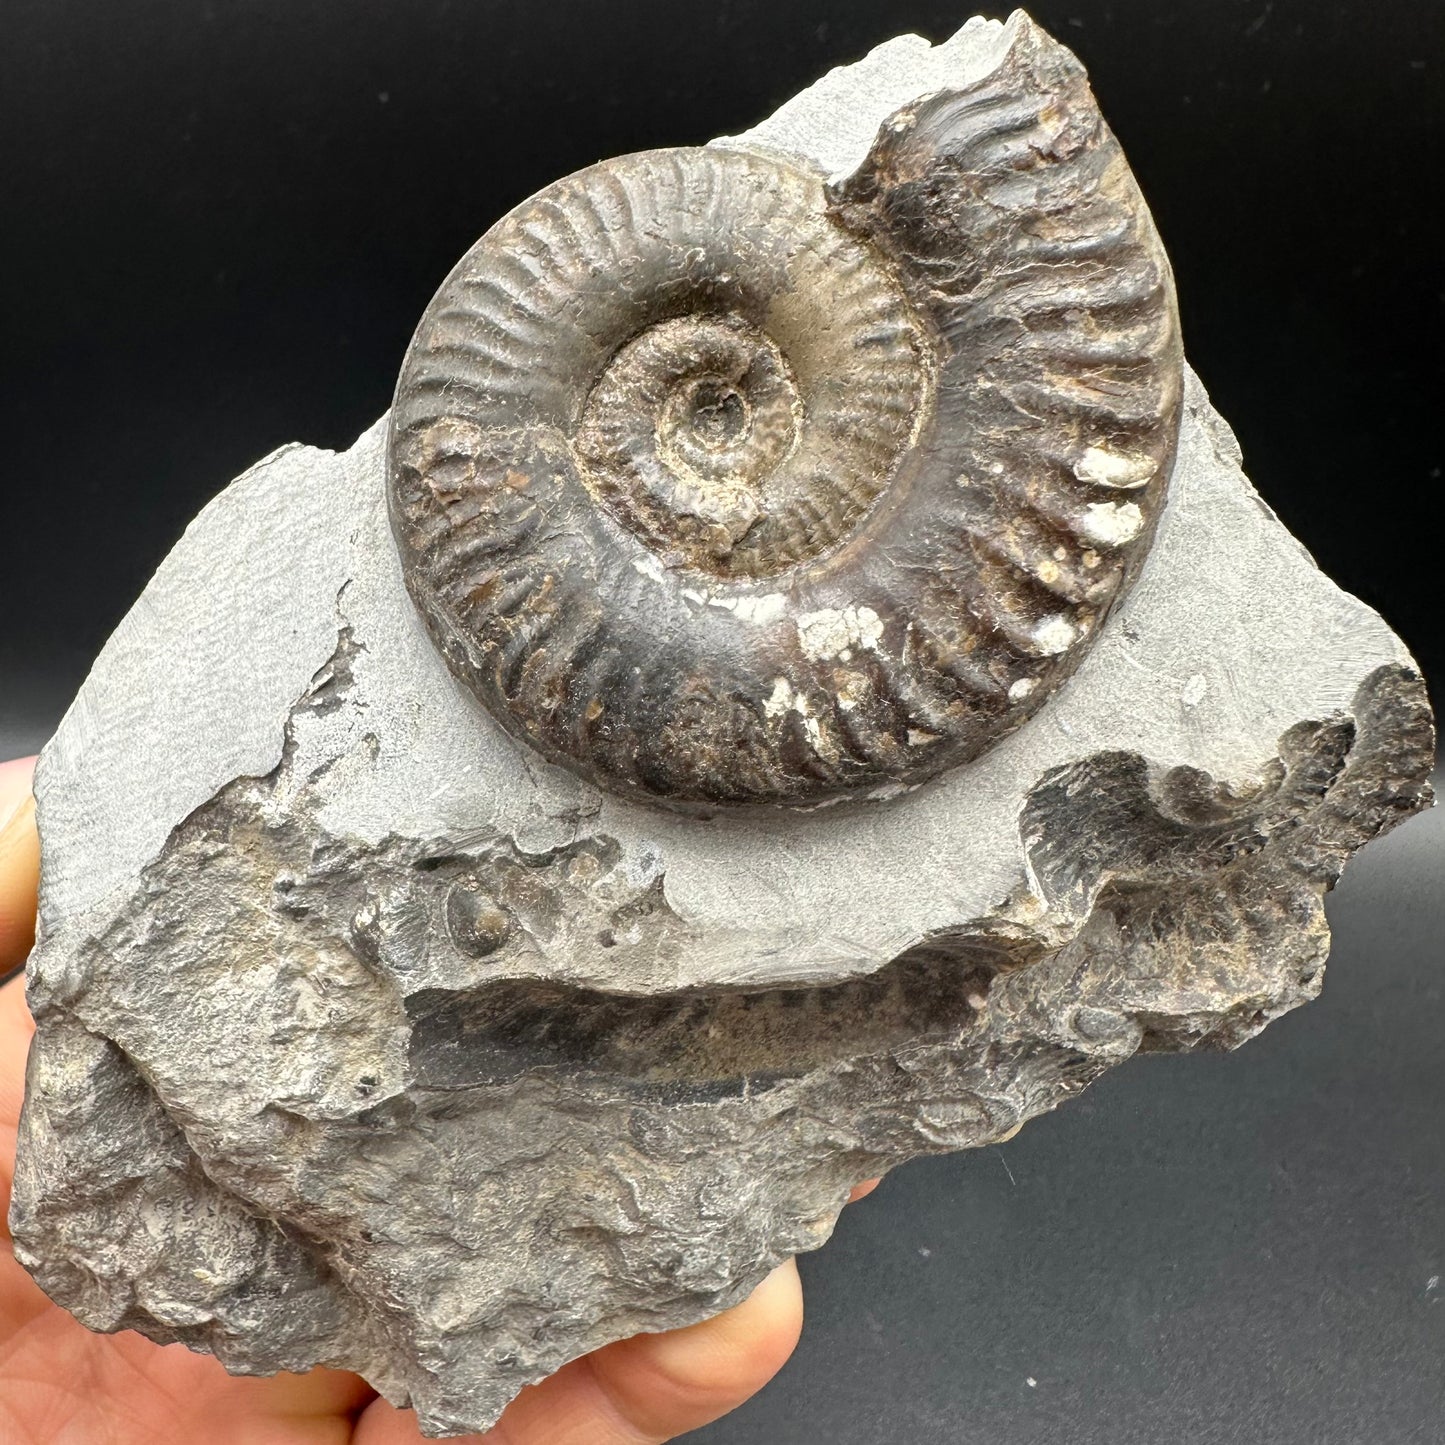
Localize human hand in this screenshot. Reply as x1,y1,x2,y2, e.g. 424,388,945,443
0,754,876,1443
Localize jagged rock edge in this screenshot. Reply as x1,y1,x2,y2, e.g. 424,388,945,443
11,653,1432,1432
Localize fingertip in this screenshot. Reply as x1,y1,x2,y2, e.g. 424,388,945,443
585,1257,804,1440
658,1256,804,1387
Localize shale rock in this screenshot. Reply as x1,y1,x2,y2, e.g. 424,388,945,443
10,13,1433,1438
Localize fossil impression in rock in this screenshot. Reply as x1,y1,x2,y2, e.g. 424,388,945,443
10,11,1434,1441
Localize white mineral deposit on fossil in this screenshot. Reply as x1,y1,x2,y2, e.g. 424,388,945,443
9,11,1434,1439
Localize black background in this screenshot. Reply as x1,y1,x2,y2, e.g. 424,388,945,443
2,4,1442,1442
2,0,1443,746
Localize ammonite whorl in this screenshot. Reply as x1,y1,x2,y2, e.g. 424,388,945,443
388,24,1183,810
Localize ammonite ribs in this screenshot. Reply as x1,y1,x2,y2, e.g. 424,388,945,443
389,24,1182,810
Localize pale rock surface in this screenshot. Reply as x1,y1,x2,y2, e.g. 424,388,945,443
10,12,1434,1437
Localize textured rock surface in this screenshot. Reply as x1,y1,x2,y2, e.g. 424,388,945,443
10,12,1435,1440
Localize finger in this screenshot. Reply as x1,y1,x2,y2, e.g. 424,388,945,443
0,979,38,1260
0,1316,376,1440
0,759,41,1248
353,1258,804,1445
0,971,35,1131
0,757,40,975
0,757,35,826
581,1258,803,1442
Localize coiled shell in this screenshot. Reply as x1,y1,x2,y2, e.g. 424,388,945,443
389,24,1183,810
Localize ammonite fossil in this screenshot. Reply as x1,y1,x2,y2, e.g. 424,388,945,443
389,28,1183,809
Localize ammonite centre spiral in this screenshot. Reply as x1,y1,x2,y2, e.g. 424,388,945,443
389,27,1184,809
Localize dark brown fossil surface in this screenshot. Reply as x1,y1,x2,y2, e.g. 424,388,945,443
389,22,1183,809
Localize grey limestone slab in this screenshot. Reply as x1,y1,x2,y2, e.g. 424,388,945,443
10,12,1433,1438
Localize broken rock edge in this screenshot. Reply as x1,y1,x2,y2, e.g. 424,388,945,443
10,656,1434,1435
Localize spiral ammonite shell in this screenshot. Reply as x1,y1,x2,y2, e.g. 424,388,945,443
388,26,1183,810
